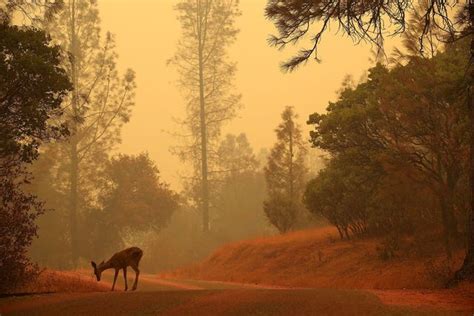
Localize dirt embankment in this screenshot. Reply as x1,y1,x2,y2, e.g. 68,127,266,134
165,227,465,289
165,227,454,289
162,226,474,312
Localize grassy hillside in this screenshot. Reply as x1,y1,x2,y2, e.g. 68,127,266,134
164,227,467,290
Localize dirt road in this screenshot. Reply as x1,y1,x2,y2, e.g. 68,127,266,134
0,275,464,315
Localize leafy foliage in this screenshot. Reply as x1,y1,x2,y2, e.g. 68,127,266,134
88,153,179,257
0,23,70,165
265,0,474,281
213,134,270,240
0,23,71,291
265,0,463,71
305,40,470,255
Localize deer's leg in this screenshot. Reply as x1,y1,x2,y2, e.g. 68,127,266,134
131,265,140,291
112,269,119,291
123,268,128,291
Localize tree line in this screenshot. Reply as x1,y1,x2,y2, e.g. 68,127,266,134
305,37,469,253
0,0,180,290
1,0,275,286
265,0,474,283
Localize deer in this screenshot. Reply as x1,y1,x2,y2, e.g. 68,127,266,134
91,246,143,291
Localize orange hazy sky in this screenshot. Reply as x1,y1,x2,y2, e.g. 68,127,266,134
98,0,390,189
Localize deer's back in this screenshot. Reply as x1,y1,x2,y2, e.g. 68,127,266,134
109,247,143,268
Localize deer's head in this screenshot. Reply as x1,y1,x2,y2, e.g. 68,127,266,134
91,260,104,281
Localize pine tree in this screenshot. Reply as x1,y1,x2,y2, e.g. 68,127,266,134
41,0,136,266
170,0,240,232
264,106,308,233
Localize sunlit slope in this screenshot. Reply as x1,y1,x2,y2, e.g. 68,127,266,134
165,227,466,290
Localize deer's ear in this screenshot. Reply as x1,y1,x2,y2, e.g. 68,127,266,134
91,261,96,269
100,260,105,265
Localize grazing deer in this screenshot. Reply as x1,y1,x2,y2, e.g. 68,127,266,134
91,247,143,291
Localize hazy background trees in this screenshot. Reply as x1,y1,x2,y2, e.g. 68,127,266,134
87,153,179,258
264,107,311,233
170,0,241,233
213,134,270,240
17,0,273,274
28,0,136,267
140,133,273,273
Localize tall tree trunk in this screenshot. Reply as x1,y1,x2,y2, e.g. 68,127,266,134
336,226,344,240
69,141,79,267
446,171,459,239
450,6,474,283
289,120,294,204
198,3,210,233
199,61,210,233
439,178,459,260
69,0,80,267
464,78,474,272
439,194,453,259
288,119,295,230
453,65,474,281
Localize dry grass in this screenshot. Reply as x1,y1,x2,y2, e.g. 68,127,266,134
372,281,474,313
163,226,467,290
12,270,108,294
162,227,474,312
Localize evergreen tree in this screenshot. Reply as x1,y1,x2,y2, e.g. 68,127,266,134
39,0,136,266
264,106,308,233
214,134,270,240
170,0,241,232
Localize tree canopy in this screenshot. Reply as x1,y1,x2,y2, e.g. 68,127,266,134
305,38,470,260
0,22,71,291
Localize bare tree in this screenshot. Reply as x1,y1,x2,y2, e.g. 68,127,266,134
43,0,136,267
170,0,241,232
